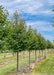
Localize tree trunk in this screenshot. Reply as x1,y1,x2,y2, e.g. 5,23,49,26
29,50,30,70
4,53,6,58
42,50,43,57
39,50,40,58
47,50,49,53
48,49,49,53
35,50,37,65
45,49,46,58
39,50,40,61
17,51,19,72
12,53,14,56
51,49,52,52
23,51,25,58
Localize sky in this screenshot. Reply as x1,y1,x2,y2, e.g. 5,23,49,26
0,0,54,42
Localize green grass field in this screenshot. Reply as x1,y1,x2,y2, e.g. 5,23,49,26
33,52,54,75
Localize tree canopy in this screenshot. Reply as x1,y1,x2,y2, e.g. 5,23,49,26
0,5,54,53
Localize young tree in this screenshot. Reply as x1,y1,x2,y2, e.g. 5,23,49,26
6,10,27,72
47,40,53,53
37,33,47,59
32,29,38,65
26,25,33,70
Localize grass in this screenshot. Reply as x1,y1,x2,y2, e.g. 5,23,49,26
0,51,29,63
0,53,13,59
0,50,49,64
0,55,35,75
0,56,16,63
0,54,24,63
34,52,54,75
0,50,51,75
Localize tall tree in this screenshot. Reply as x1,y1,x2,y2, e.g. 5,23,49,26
37,33,47,59
26,25,33,70
6,10,27,72
32,29,38,65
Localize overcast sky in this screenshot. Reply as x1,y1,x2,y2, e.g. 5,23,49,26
0,0,54,42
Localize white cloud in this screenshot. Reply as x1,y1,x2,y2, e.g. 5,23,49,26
48,0,54,4
40,10,52,14
27,21,54,42
27,21,54,32
0,0,51,15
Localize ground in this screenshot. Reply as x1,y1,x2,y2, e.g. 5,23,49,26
0,50,53,75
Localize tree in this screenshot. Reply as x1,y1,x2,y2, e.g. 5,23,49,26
6,10,27,72
37,33,47,59
32,29,38,65
26,25,33,69
47,40,53,53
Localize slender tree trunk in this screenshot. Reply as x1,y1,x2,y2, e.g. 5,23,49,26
23,51,25,58
39,50,40,58
49,50,50,53
47,49,48,54
51,49,52,52
50,49,51,53
48,49,49,53
39,50,40,61
17,51,19,72
35,50,37,65
12,53,14,56
8,51,10,57
46,49,47,55
4,53,6,58
49,49,50,53
29,50,30,70
45,49,46,58
35,50,36,62
42,50,43,57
